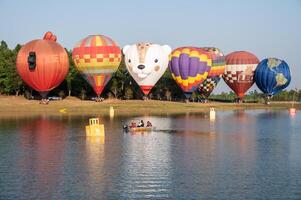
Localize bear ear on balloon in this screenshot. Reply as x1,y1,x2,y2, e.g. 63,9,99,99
161,45,172,55
122,44,171,55
122,45,131,55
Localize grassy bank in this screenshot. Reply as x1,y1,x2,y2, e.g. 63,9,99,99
0,96,299,117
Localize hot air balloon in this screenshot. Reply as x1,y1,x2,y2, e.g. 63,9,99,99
198,77,221,98
72,35,121,101
16,32,69,103
255,58,291,97
198,47,226,99
169,47,212,99
123,43,171,98
223,51,259,101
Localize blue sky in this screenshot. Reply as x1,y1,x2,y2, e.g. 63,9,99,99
0,0,300,92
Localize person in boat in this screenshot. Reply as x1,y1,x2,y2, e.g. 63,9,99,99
129,122,137,128
123,124,129,131
146,121,152,127
137,120,144,127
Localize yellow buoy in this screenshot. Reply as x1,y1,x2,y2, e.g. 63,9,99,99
59,108,67,113
210,107,216,121
86,118,105,137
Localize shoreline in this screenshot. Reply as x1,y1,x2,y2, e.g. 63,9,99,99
0,96,299,118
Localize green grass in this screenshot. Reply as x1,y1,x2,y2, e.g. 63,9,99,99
0,96,299,118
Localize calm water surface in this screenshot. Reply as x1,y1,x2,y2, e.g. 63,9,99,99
0,110,300,200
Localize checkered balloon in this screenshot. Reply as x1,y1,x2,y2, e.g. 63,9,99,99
223,51,259,99
72,35,121,96
198,76,221,97
198,47,225,97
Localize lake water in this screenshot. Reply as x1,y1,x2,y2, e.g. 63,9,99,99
0,110,300,200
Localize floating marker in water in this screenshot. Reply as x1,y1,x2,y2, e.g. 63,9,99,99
109,106,114,118
289,108,296,116
86,118,105,137
59,108,67,113
210,107,216,121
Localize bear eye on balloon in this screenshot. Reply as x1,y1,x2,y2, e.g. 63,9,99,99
128,59,131,63
154,59,158,63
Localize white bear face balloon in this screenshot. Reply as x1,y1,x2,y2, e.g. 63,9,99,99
123,43,171,95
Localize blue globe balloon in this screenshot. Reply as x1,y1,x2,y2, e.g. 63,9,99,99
255,58,291,96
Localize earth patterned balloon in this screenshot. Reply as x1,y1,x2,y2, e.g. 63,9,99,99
255,58,291,96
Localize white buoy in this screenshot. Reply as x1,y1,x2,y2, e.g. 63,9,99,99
210,107,216,121
109,106,114,118
289,108,296,116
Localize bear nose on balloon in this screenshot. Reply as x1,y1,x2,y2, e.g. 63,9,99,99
137,65,145,70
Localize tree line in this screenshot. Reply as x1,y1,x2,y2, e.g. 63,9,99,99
0,40,300,102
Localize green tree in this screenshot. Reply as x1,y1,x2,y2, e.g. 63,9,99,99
105,59,130,99
65,49,79,96
0,42,23,95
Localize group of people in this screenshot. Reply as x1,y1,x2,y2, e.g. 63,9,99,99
123,120,152,130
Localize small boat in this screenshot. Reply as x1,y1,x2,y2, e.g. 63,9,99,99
124,126,156,132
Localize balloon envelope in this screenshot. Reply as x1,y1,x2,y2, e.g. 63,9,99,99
72,35,121,96
199,76,221,98
16,32,69,98
199,47,225,97
223,51,259,99
122,43,171,95
169,47,212,98
255,58,291,96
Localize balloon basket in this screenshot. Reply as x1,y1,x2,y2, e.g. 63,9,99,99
86,118,105,137
39,99,49,105
235,98,243,104
95,97,104,102
265,95,272,105
142,96,149,101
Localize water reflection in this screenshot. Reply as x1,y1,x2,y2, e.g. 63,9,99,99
0,111,300,199
18,117,67,199
85,136,105,196
119,116,173,199
253,111,297,199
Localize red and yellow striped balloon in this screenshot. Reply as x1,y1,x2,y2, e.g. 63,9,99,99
72,35,121,96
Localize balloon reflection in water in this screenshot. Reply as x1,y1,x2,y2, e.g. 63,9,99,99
18,117,67,198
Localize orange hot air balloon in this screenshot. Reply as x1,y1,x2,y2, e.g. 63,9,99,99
16,32,69,99
72,35,121,100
